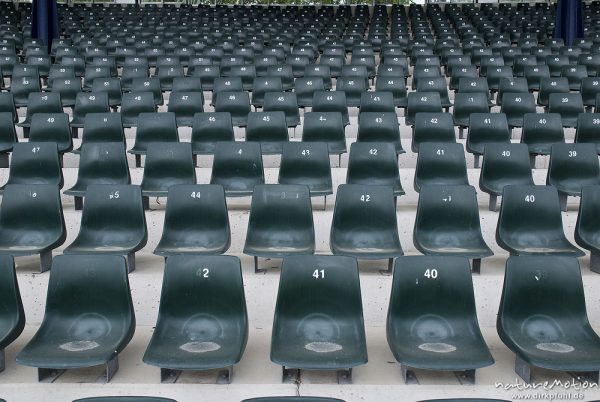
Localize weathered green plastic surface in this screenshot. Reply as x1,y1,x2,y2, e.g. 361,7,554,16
0,255,25,351
190,112,235,154
129,112,179,155
2,142,63,190
271,255,367,369
141,143,196,198
346,142,404,196
414,143,469,192
358,111,404,154
210,142,264,197
547,143,600,196
387,256,494,370
575,185,600,254
278,142,333,197
479,143,534,196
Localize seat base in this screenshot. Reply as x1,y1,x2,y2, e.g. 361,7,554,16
38,356,119,383
472,258,482,274
558,193,568,212
160,366,232,384
0,349,4,373
401,364,477,385
283,366,352,385
590,250,600,274
40,250,52,273
489,194,498,212
126,252,136,273
515,355,600,384
74,196,83,211
378,258,394,276
0,152,8,168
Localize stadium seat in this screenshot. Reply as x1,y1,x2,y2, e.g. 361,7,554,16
414,143,469,192
214,91,251,127
497,256,600,384
210,142,264,197
330,184,403,274
301,112,347,158
11,75,41,108
121,92,156,128
580,78,600,110
547,143,600,211
83,66,111,91
500,92,536,129
548,93,584,128
496,185,584,256
63,185,147,273
167,92,204,128
336,76,368,108
304,64,332,90
387,256,493,383
191,112,235,155
246,111,289,154
466,113,510,168
575,185,600,273
131,77,163,106
28,113,73,159
17,92,63,137
251,77,283,109
212,77,244,99
496,78,528,107
244,184,315,273
70,92,111,136
452,93,490,138
129,112,179,167
0,111,17,167
411,112,455,153
0,93,16,123
523,64,550,91
74,113,124,153
561,65,587,91
413,185,492,273
140,142,196,209
16,254,135,382
375,76,407,107
171,77,202,94
537,77,569,108
271,255,367,383
92,78,122,108
278,142,333,200
121,66,149,92
0,255,24,373
294,77,324,108
521,113,565,168
416,76,452,109
143,255,247,383
575,113,600,154
457,77,492,106
263,92,300,128
312,91,349,126
359,91,396,114
154,184,230,257
405,92,442,126
65,141,130,210
346,142,404,197
267,64,294,91
358,111,404,155
1,142,63,191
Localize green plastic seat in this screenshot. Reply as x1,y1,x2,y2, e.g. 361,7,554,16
479,143,535,212
575,113,600,154
500,92,536,129
576,186,600,273
414,143,469,192
141,143,197,209
1,142,63,191
466,113,510,168
304,64,332,90
312,91,349,127
537,77,569,108
244,184,315,273
121,92,156,128
278,142,333,198
129,112,179,167
496,78,529,107
496,185,584,257
191,112,235,155
497,256,600,384
301,112,347,156
294,77,324,108
416,76,452,109
413,185,493,273
92,78,122,108
29,113,73,156
406,92,442,126
0,112,17,167
547,143,600,211
523,64,550,92
358,91,396,114
330,184,403,273
63,185,147,273
143,255,247,383
0,255,25,372
74,112,125,153
336,77,367,108
121,66,149,92
16,254,135,382
11,76,41,108
246,111,289,154
83,66,111,91
452,92,490,138
374,76,407,107
210,142,264,197
0,184,66,272
271,255,367,383
521,113,565,168
65,142,131,210
346,142,404,197
214,91,251,127
154,184,230,256
131,77,163,106
0,93,17,123
387,256,493,384
243,398,344,402
411,112,455,153
548,93,584,128
70,92,111,131
17,92,63,133
74,398,177,402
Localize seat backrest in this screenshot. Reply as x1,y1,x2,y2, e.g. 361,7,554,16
78,184,147,243
82,112,125,145
575,185,600,251
498,256,589,339
121,92,156,127
28,113,73,153
388,255,479,332
0,254,24,349
141,142,196,191
0,183,65,240
575,112,600,151
414,143,469,191
357,111,403,154
75,142,131,188
39,254,134,349
190,112,234,154
359,91,395,113
412,112,455,152
132,112,179,152
301,111,346,155
466,113,510,155
210,141,264,195
521,113,565,151
6,142,62,187
245,111,289,153
346,142,402,192
406,92,442,126
72,91,111,126
22,92,62,122
480,143,534,195
278,142,332,194
547,143,600,191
